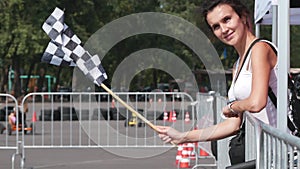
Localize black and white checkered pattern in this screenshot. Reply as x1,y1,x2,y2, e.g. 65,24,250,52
42,7,107,85
76,53,108,85
42,41,76,66
42,7,64,45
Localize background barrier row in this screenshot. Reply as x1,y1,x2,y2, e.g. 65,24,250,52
17,92,196,148
2,92,299,169
0,94,23,169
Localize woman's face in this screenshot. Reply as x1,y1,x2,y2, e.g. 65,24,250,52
206,4,247,46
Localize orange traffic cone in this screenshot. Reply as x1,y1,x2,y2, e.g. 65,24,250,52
192,141,198,160
179,144,190,168
169,111,173,122
192,125,199,160
175,144,183,165
163,111,168,121
32,111,37,122
184,112,190,123
171,111,177,122
190,150,196,160
187,143,196,160
200,148,209,156
179,158,190,168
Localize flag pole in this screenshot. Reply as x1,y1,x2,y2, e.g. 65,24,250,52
42,7,175,146
100,83,159,132
101,84,177,146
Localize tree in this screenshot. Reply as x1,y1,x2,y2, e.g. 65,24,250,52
0,0,52,96
1,0,299,96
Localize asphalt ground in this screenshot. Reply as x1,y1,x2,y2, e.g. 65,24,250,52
0,121,216,169
0,147,216,169
0,99,217,169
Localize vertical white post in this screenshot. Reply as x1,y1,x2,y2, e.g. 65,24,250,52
277,0,290,132
255,24,260,37
272,5,278,45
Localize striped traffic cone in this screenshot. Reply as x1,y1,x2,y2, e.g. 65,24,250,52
171,111,177,122
179,144,190,168
187,143,196,160
199,149,209,156
169,111,173,122
175,144,183,165
184,112,190,123
163,111,168,121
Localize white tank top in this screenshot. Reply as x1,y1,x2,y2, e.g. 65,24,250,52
228,40,278,127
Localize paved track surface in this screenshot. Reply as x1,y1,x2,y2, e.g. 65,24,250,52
0,147,217,169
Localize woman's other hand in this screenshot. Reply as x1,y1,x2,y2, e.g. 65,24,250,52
156,126,185,144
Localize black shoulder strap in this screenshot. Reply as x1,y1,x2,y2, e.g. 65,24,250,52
234,38,263,84
262,39,299,134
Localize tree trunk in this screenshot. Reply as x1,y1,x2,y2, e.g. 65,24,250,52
37,67,46,92
12,55,22,97
0,66,9,93
152,69,157,89
54,67,62,92
23,61,36,94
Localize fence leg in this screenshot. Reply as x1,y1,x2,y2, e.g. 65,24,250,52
11,141,24,169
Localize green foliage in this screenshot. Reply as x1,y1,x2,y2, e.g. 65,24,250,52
0,0,300,94
291,26,300,67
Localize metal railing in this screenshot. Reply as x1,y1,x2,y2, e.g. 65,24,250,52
195,93,300,169
0,94,23,169
20,92,195,149
245,111,300,169
4,92,300,169
192,92,229,169
1,92,199,168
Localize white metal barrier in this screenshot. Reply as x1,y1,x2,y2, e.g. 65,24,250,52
0,92,198,168
8,92,300,169
0,94,24,169
17,92,195,149
245,112,300,169
192,92,230,169
195,93,300,169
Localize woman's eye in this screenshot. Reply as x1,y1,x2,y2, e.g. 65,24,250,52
212,25,220,31
224,16,231,23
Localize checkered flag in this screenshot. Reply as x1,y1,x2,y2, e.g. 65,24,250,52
42,7,64,44
42,7,107,86
42,41,76,66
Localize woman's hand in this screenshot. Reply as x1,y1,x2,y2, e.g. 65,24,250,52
156,126,186,145
222,103,239,118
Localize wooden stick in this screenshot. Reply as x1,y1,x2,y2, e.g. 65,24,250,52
100,83,158,132
100,83,177,146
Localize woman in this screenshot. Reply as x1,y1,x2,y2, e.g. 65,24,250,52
156,0,278,164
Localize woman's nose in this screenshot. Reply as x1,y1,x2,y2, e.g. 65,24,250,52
220,24,228,33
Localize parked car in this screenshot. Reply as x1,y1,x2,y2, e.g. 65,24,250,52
56,86,72,101
95,86,111,102
137,86,153,101
169,79,185,101
183,82,198,99
157,83,170,92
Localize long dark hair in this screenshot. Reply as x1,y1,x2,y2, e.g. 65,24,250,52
202,0,252,30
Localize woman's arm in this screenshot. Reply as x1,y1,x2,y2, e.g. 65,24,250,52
224,41,277,115
156,114,242,144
